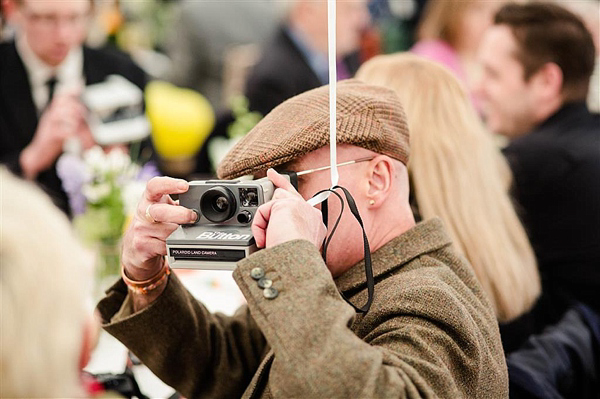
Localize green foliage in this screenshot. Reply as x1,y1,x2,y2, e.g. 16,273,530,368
227,95,263,139
74,189,125,244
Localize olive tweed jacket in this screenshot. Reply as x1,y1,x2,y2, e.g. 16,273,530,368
98,218,508,398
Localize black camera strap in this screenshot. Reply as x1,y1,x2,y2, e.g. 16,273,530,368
312,186,374,313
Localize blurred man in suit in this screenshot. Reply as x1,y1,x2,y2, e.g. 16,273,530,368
245,0,370,116
477,2,600,320
0,0,147,214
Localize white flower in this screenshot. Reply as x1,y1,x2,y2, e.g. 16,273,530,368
83,146,107,173
106,149,132,174
82,182,112,203
122,180,147,216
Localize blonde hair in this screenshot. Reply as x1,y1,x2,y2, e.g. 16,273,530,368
356,54,541,322
1,168,93,397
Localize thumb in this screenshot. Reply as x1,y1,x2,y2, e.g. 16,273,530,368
267,168,297,194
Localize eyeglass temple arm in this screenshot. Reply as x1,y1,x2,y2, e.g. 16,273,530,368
296,157,374,177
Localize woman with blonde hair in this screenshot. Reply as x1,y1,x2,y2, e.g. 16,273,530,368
0,168,98,397
356,54,541,349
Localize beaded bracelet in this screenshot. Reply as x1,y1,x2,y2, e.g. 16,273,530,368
121,258,171,295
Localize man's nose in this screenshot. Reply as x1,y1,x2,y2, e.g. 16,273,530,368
55,22,71,41
54,17,79,42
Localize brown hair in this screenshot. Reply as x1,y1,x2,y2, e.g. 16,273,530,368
495,2,596,102
416,0,474,47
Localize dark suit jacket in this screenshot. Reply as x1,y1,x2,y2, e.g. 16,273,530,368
0,40,147,215
244,26,361,117
503,103,600,317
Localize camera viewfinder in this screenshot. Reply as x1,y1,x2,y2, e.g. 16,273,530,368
239,188,259,207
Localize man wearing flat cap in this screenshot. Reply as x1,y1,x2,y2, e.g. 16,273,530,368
98,80,508,398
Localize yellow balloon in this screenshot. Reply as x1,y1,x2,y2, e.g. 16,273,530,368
145,81,215,159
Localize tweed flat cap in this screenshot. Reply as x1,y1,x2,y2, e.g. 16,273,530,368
217,79,410,180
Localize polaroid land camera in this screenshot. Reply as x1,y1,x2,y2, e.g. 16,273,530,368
166,175,295,270
82,75,150,145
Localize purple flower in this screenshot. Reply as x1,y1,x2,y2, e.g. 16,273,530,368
137,161,161,182
56,154,90,215
70,193,87,215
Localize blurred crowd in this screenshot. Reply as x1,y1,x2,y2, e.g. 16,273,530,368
1,0,599,398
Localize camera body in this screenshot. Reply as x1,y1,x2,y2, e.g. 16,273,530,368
166,176,284,270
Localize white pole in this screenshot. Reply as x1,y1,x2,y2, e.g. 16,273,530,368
308,0,338,207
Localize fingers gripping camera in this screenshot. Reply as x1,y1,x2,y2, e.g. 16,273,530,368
166,175,293,270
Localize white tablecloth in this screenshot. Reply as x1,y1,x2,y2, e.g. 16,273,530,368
85,269,245,398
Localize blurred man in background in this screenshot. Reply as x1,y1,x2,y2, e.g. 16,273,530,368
0,0,147,215
244,0,371,116
477,2,600,323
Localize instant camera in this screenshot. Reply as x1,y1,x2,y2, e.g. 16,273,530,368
82,75,150,145
166,175,295,270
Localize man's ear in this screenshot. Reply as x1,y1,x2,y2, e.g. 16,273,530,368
530,62,563,101
365,156,394,208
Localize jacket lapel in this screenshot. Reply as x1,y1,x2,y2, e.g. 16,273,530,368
279,28,322,89
82,46,103,85
244,350,274,399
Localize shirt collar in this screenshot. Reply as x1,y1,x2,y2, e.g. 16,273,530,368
334,218,453,294
16,34,84,90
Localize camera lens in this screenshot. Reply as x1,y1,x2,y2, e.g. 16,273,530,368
214,196,229,211
200,186,237,223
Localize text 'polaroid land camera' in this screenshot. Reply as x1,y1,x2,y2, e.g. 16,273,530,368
166,175,294,270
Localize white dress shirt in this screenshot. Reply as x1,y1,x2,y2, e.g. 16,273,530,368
16,35,85,114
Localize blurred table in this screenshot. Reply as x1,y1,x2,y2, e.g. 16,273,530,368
85,269,245,398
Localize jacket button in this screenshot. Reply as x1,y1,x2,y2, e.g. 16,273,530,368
257,278,272,289
250,267,265,280
263,287,278,299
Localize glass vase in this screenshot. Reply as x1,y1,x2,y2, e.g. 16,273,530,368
95,238,122,296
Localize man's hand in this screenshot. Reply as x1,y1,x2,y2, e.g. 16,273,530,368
122,177,198,282
20,92,93,179
252,169,327,249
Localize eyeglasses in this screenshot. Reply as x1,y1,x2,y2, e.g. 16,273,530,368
294,156,374,177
